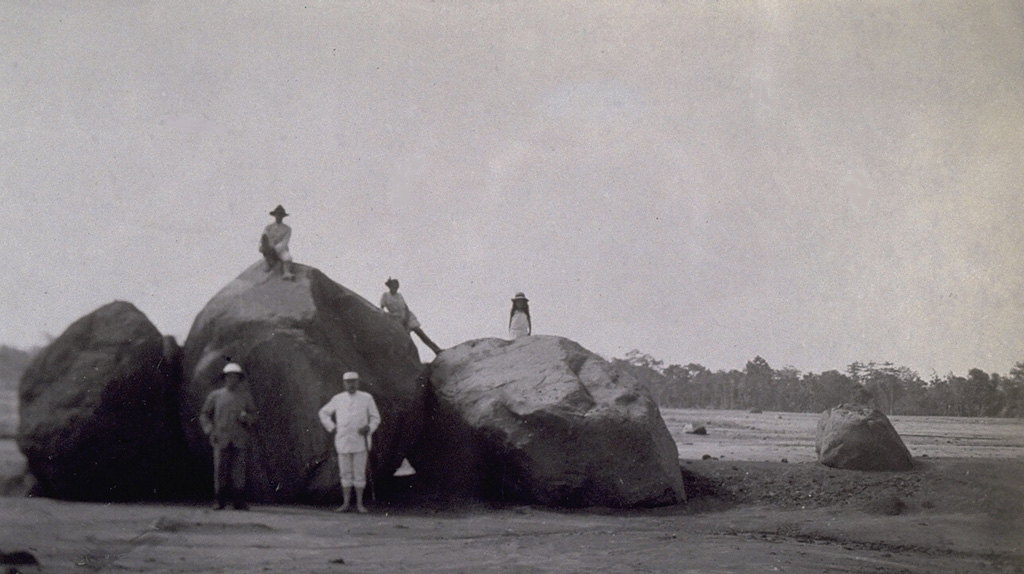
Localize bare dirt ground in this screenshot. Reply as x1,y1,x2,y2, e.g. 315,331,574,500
1,407,1022,573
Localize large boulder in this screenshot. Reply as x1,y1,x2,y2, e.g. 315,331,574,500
815,403,913,471
17,301,194,500
180,262,425,503
412,336,685,507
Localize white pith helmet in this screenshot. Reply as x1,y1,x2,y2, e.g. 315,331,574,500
222,363,244,376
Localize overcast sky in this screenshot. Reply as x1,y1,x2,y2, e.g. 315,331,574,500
2,2,1022,377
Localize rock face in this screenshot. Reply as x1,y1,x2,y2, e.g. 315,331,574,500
815,404,913,471
17,301,193,500
412,336,685,507
180,262,425,503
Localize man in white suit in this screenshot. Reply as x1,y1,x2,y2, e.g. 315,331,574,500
318,371,380,513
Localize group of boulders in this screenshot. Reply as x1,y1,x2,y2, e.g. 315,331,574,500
16,262,685,507
15,260,915,509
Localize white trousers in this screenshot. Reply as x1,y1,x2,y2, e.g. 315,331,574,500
338,451,368,488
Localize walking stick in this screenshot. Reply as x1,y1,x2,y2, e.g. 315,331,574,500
364,433,375,502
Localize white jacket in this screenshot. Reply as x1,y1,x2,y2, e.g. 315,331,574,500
318,390,381,454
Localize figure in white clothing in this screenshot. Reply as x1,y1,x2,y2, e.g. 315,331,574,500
381,277,443,355
318,371,380,513
259,205,296,280
508,292,532,339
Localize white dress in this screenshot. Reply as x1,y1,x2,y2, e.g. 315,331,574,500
509,310,531,339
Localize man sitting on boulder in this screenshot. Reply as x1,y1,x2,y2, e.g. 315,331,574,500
260,205,295,280
318,371,381,514
200,362,258,510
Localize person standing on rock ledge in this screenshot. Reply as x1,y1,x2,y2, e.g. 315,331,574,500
508,292,532,339
318,371,381,514
200,362,258,510
259,205,296,280
380,277,443,355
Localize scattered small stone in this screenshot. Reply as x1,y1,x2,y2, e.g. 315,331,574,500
702,454,712,460
330,557,346,564
780,458,788,463
863,494,905,516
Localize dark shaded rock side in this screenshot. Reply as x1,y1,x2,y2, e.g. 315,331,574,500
17,301,196,500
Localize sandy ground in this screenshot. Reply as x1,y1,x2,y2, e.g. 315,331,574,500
1,479,1020,574
1,408,1022,573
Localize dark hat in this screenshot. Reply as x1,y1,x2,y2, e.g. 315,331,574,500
269,205,289,217
385,277,399,288
512,292,529,302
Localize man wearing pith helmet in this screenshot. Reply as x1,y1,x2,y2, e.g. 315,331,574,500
199,362,258,510
318,371,381,513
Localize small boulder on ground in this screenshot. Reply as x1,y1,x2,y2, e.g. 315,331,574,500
815,403,913,471
180,262,425,503
412,336,685,507
17,301,195,500
683,423,707,435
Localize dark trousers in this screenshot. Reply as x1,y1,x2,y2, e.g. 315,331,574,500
214,444,247,507
259,236,281,267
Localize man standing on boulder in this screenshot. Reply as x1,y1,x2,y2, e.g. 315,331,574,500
260,205,295,280
380,277,443,355
199,363,258,510
318,371,381,513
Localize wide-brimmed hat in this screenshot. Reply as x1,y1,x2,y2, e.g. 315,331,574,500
385,277,399,288
511,292,529,302
269,205,289,217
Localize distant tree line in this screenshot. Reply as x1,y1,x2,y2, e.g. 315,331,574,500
0,345,40,391
611,350,1024,418
2,341,1022,417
